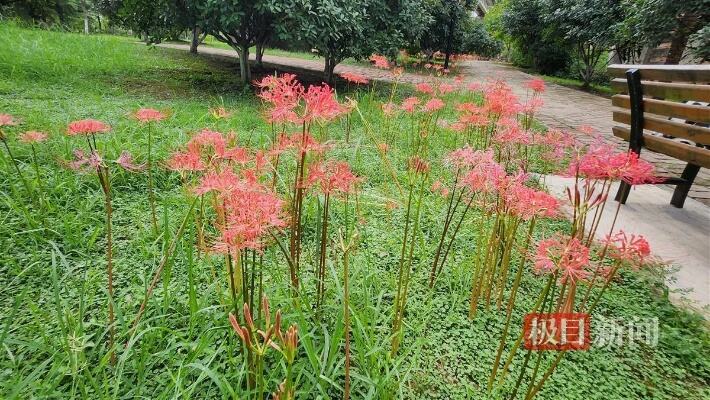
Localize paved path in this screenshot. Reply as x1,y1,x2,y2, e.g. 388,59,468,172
161,43,710,206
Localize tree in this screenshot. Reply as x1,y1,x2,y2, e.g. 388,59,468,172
0,0,81,25
502,0,570,75
628,0,709,64
114,0,183,42
418,0,474,69
273,0,370,83
483,0,514,59
365,0,431,62
199,0,274,82
546,0,626,89
461,17,501,58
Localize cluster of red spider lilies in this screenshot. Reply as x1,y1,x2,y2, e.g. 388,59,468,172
0,60,659,399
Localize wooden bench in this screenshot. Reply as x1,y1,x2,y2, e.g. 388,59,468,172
608,64,710,208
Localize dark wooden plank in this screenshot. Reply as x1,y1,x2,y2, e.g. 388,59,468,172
612,126,710,168
612,110,710,144
608,64,710,83
610,79,710,102
612,95,710,124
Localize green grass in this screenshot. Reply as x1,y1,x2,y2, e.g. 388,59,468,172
1,22,708,399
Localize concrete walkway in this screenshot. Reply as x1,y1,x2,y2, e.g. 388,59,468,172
544,176,709,315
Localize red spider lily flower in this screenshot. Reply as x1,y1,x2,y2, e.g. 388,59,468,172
454,75,465,85
507,185,560,220
445,146,484,170
257,73,303,124
67,119,110,136
392,67,404,77
222,146,250,164
305,161,361,195
493,119,531,145
19,131,48,143
302,83,346,123
210,107,232,119
422,98,445,113
524,78,546,93
618,152,660,185
415,83,435,95
566,145,659,184
65,149,91,171
254,150,269,175
458,112,489,128
370,54,390,69
0,113,18,127
438,83,456,95
267,133,293,157
288,131,327,155
134,108,166,123
65,149,103,172
424,63,433,70
400,97,421,113
578,125,597,136
187,129,227,158
484,81,520,117
467,82,483,92
456,151,505,193
213,181,287,253
535,129,576,160
382,102,397,116
603,231,652,268
522,97,544,115
456,102,481,114
408,156,430,175
492,170,530,200
449,121,468,132
194,169,241,195
340,72,369,84
535,236,592,282
115,151,145,172
167,149,205,172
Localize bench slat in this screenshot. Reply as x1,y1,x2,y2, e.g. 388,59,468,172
610,79,710,102
612,110,710,145
612,95,710,124
612,126,710,169
608,65,710,83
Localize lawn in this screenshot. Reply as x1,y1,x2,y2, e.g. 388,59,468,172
0,23,708,399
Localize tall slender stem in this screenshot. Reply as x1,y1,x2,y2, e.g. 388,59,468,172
146,123,158,233
30,145,46,209
2,137,34,203
488,218,536,390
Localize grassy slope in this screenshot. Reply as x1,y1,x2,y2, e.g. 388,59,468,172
0,23,708,399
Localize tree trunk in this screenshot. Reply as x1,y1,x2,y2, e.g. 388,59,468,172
665,31,689,65
190,26,200,54
324,56,337,84
444,51,451,70
236,44,251,84
97,15,102,32
255,42,265,67
84,14,89,34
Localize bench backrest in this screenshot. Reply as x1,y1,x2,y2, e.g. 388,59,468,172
608,64,710,169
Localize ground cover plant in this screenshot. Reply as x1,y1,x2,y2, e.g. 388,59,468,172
0,23,709,399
